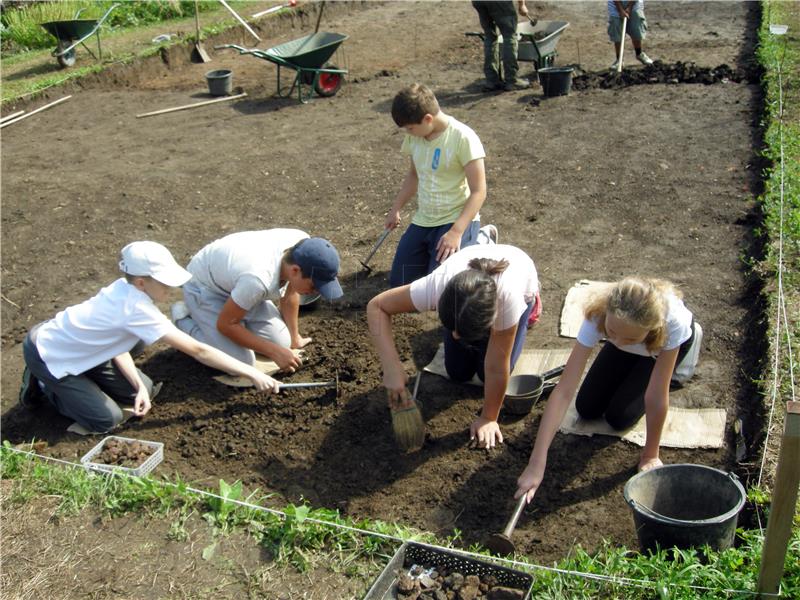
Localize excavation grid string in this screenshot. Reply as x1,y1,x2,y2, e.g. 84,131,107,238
5,447,776,598
757,21,797,505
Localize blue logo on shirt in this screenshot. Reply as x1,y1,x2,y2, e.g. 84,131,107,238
431,148,440,170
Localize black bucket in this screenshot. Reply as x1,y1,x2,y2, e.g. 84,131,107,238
206,69,232,96
624,464,746,553
537,66,573,97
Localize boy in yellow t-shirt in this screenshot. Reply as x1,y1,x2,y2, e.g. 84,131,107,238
384,83,494,287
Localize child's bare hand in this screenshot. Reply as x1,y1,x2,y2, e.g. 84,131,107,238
275,346,303,372
133,387,151,416
515,460,545,504
385,211,401,230
435,229,462,262
470,416,503,450
250,372,280,393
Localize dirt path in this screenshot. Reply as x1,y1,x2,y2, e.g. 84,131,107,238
1,0,763,571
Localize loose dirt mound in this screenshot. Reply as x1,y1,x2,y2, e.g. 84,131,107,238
572,61,753,91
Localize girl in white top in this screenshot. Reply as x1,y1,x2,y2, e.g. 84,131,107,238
367,244,539,450
516,277,699,504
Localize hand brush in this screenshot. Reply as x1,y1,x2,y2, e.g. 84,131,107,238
391,372,425,452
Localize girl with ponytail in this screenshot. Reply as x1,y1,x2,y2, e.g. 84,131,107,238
516,277,702,504
368,244,539,450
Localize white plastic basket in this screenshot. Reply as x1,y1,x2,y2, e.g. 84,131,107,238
80,435,164,477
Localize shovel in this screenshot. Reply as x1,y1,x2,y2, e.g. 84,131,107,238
485,494,527,555
359,228,392,273
191,0,211,63
616,15,627,73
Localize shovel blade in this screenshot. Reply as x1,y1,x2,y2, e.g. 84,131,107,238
486,533,515,556
192,44,211,63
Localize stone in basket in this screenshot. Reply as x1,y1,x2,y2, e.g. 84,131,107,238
80,435,164,477
362,542,532,599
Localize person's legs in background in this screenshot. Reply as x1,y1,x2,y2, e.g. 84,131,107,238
488,2,526,89
389,224,435,287
473,1,503,90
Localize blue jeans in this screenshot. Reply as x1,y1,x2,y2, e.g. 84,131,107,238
443,300,534,382
389,221,481,287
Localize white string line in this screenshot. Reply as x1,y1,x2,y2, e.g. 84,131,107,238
757,22,795,493
4,447,779,598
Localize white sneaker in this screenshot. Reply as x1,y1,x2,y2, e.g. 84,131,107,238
478,224,499,245
170,301,190,323
637,52,653,66
610,59,620,71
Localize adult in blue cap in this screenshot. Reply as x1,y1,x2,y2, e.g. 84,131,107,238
173,229,342,372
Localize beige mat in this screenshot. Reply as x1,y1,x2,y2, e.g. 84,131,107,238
213,351,303,388
424,344,726,449
423,345,572,385
560,280,610,338
558,400,727,449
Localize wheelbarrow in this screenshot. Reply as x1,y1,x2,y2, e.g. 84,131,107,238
217,31,348,104
40,3,119,69
466,19,569,76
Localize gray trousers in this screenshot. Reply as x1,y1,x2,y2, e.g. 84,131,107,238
472,0,519,84
22,325,153,433
177,279,291,366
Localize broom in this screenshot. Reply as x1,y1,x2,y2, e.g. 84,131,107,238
391,372,426,452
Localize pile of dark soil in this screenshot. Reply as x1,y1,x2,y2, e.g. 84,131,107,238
571,61,752,91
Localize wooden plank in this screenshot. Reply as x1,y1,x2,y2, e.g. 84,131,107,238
0,96,71,129
135,92,247,118
757,401,800,596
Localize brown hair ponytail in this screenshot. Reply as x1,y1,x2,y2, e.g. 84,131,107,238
437,258,509,342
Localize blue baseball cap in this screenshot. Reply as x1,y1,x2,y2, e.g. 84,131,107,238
292,238,343,300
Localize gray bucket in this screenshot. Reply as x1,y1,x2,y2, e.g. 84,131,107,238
624,464,746,553
206,69,232,96
537,66,573,97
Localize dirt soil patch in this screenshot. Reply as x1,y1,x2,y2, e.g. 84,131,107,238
2,0,764,569
0,480,367,599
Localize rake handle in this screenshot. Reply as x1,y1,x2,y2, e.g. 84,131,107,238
360,228,392,268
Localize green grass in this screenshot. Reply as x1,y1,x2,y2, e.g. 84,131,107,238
3,442,798,598
0,1,249,54
754,0,800,474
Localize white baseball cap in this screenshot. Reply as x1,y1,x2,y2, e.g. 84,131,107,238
119,241,192,287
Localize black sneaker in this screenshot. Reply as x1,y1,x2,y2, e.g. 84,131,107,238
19,367,44,409
482,81,503,92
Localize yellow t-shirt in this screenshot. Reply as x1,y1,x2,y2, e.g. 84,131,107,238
401,116,486,228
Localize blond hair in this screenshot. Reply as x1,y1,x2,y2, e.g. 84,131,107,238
584,277,681,352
